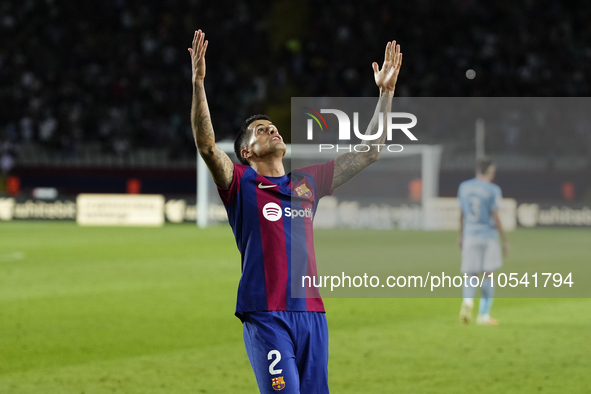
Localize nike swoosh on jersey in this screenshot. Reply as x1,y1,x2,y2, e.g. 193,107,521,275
258,183,277,189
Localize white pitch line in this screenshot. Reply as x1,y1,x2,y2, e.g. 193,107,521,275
0,252,25,262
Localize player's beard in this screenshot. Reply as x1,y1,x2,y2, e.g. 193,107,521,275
250,141,286,161
270,140,287,157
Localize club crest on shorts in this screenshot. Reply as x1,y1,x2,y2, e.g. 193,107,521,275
271,376,285,391
295,183,312,198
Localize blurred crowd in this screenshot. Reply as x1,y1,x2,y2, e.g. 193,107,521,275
1,0,590,166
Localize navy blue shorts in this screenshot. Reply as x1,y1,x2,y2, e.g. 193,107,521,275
242,311,329,394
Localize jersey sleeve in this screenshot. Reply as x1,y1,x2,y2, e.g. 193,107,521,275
216,164,247,206
490,185,502,211
297,159,335,199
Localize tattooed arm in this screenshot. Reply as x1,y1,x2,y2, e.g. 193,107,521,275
189,30,234,188
332,41,402,190
331,90,393,189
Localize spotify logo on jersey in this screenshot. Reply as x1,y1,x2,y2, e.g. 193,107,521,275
262,202,313,221
262,202,282,222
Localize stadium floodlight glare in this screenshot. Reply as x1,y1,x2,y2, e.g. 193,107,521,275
197,143,442,228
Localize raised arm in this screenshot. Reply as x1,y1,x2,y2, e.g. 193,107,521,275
188,30,234,189
332,41,403,190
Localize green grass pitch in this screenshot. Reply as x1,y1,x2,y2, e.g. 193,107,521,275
0,222,590,393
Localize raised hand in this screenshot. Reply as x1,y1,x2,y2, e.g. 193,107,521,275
372,41,402,92
188,30,208,82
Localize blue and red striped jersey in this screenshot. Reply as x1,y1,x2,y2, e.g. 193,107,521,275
217,160,335,320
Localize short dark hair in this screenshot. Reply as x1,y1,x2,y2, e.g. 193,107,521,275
234,114,271,165
476,156,494,174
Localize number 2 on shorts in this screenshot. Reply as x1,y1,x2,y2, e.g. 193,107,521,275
267,350,283,375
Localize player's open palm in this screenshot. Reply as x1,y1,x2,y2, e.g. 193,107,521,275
188,29,208,82
373,41,402,92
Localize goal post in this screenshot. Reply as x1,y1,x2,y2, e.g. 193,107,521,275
196,143,442,229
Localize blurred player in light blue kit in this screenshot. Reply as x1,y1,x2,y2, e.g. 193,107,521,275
458,157,509,325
